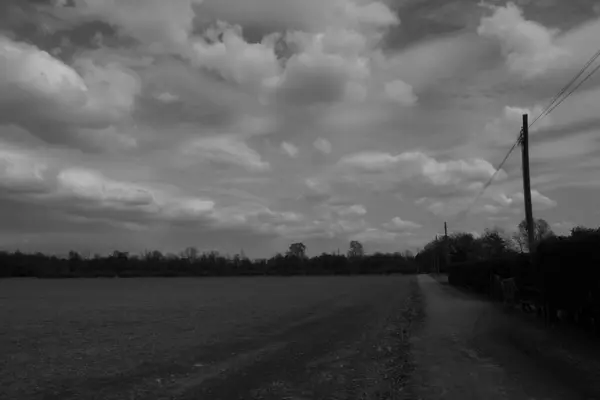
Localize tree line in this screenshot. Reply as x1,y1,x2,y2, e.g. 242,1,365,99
0,240,418,278
420,219,600,333
415,218,560,272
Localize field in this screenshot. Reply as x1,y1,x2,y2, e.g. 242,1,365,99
0,276,419,400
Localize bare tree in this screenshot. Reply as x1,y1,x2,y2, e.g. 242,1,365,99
517,218,555,252
511,232,526,253
347,240,364,258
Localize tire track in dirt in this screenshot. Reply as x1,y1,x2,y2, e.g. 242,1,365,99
171,276,421,400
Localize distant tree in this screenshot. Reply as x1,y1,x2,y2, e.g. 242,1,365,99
570,226,600,239
111,250,129,261
68,251,81,262
511,231,526,253
448,232,478,261
480,228,510,259
347,240,364,258
181,246,199,261
517,218,555,252
287,243,307,259
402,250,414,259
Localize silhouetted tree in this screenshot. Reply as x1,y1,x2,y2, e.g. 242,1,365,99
287,243,307,259
517,218,555,252
347,241,364,258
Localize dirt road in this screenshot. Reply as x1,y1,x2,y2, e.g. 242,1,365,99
410,274,590,400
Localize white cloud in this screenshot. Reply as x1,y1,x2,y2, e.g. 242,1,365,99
384,80,417,106
198,0,398,35
162,197,216,220
332,204,367,217
0,146,48,192
182,135,270,171
487,189,557,212
383,217,422,231
350,228,398,243
189,23,282,91
73,0,203,52
477,2,568,78
0,36,141,147
314,137,332,154
335,151,505,193
555,16,600,71
530,131,600,161
57,168,156,206
281,141,299,157
512,190,558,210
481,105,551,147
416,197,472,218
155,92,179,103
272,33,372,105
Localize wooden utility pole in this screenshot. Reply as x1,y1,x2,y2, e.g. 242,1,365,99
444,222,450,270
521,114,535,253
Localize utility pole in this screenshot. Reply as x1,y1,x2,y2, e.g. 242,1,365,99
521,114,535,253
444,222,450,270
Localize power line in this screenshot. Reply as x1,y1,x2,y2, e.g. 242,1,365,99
529,49,600,127
542,62,600,118
452,48,600,225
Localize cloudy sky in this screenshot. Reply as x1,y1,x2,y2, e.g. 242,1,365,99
0,0,599,257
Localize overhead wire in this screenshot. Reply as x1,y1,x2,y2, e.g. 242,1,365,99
529,48,600,127
449,47,600,227
541,62,600,119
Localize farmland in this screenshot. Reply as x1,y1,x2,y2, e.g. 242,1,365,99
0,276,419,400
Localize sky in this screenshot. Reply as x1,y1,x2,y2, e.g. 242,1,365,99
0,0,599,258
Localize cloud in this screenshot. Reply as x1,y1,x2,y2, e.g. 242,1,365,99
330,204,367,217
482,105,551,145
555,16,600,72
415,185,557,218
334,150,505,195
72,0,204,52
477,2,568,78
416,197,472,218
154,92,180,104
271,31,372,105
350,228,398,243
0,36,141,149
182,135,270,171
0,145,48,193
383,217,422,231
281,141,299,157
510,190,558,210
384,80,417,106
57,168,156,207
188,22,282,92
530,131,600,161
198,0,399,34
313,137,332,154
162,197,217,221
478,188,557,215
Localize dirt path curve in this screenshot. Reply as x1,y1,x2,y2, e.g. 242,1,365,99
410,274,588,400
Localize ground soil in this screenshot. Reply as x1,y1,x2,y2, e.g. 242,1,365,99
2,275,599,400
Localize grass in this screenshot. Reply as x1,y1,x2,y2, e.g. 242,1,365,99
0,276,407,399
